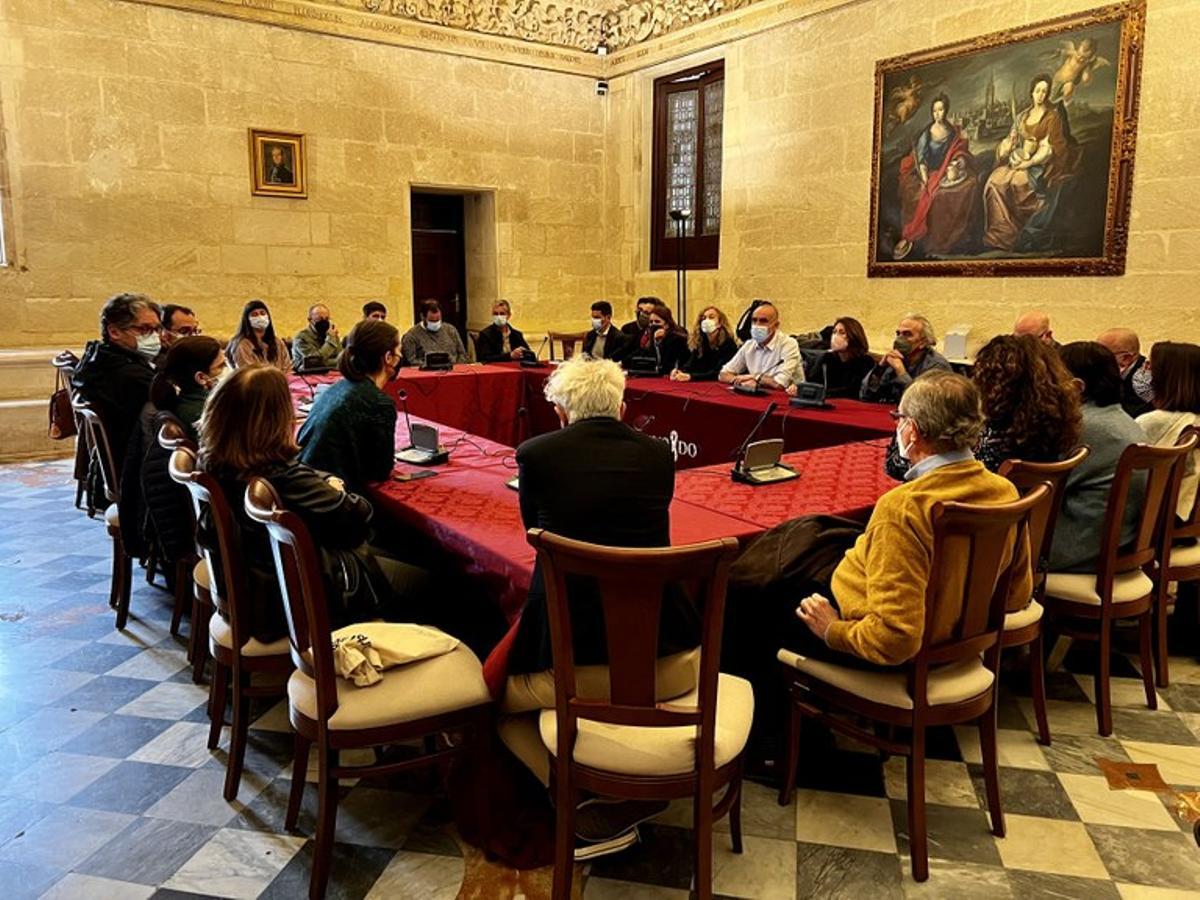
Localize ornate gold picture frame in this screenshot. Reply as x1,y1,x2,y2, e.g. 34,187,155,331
867,1,1144,277
249,129,307,199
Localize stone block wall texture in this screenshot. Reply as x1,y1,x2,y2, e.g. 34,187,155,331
1,0,1198,354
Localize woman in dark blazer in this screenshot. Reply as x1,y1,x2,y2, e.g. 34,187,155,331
475,299,532,362
797,317,876,398
671,306,737,381
622,303,689,377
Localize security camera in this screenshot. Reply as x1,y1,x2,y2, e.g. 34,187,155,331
596,80,609,96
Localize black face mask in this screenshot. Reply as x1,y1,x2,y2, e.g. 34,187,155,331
637,313,650,328
314,319,330,338
390,355,403,380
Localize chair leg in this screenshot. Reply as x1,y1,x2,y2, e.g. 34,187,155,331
191,594,211,684
473,713,492,852
1139,612,1159,712
979,704,1005,838
311,747,339,900
286,731,311,832
907,728,928,883
778,693,802,807
1096,619,1113,737
113,538,133,631
224,670,250,801
74,478,85,511
1155,590,1171,689
694,773,715,900
170,559,190,638
1029,632,1052,746
108,535,121,610
207,661,228,750
550,765,576,900
728,760,744,855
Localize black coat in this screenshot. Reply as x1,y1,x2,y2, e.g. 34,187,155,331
1119,356,1154,419
807,351,877,399
476,323,531,363
508,417,699,673
582,326,629,361
623,330,689,376
679,335,737,380
71,340,155,470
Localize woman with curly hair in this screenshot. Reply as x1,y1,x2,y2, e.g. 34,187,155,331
972,334,1082,471
670,305,737,381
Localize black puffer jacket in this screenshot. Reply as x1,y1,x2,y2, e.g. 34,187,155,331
71,340,155,470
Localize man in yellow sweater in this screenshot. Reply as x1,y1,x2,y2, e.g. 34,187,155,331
796,370,1033,666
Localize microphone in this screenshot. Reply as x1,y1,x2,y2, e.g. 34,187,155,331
297,371,317,401
732,401,777,471
397,388,414,445
532,335,549,360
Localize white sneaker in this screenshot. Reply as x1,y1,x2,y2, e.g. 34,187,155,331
574,826,639,862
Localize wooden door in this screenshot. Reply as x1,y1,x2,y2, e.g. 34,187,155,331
410,192,467,337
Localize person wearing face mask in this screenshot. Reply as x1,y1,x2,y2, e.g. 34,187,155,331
791,316,875,398
291,303,342,371
157,304,201,365
1097,327,1153,419
1135,342,1200,523
582,300,629,361
228,299,292,373
671,305,737,381
298,320,403,494
621,296,661,340
718,300,801,390
475,299,532,363
72,292,162,479
859,313,951,404
400,298,469,366
622,303,688,377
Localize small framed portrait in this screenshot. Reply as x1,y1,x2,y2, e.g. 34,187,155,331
249,129,306,198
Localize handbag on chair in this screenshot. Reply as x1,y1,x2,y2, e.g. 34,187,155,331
48,352,79,440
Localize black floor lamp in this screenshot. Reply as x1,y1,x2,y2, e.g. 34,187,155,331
670,208,690,327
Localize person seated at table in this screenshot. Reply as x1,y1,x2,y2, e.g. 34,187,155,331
158,303,201,366
298,320,401,494
401,298,469,366
476,299,532,363
149,335,225,443
582,300,629,361
671,305,737,382
1013,310,1059,348
622,303,688,376
1135,341,1200,523
790,316,874,398
227,299,292,374
718,300,800,390
860,313,950,404
1097,327,1154,419
291,303,341,371
198,365,430,641
362,300,388,322
621,296,660,339
1049,341,1147,572
499,356,700,855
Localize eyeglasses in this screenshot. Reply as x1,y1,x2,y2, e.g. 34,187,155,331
170,326,201,337
888,410,909,422
126,323,162,337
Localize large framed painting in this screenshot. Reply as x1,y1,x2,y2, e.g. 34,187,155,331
868,1,1145,277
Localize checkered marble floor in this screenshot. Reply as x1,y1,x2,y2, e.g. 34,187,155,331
3,459,1200,899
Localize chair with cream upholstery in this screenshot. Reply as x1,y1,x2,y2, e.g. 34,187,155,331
73,400,132,625
1150,427,1200,688
168,447,292,801
999,447,1090,745
777,486,1046,884
1043,438,1197,736
150,415,201,643
547,331,587,361
526,528,746,900
245,477,492,900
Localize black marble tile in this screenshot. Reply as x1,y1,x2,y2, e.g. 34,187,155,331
53,674,156,712
0,858,62,900
0,795,56,848
1112,708,1199,746
230,777,351,835
967,765,1078,820
149,890,227,900
794,747,886,798
60,713,174,758
1006,870,1121,900
75,816,217,885
402,820,463,857
57,615,123,641
258,840,394,900
994,694,1031,731
925,725,966,762
1164,682,1200,713
68,761,193,814
794,842,903,899
1041,733,1133,776
46,641,142,674
1086,823,1200,889
888,800,1004,867
1061,642,1143,680
589,823,695,890
1044,671,1092,703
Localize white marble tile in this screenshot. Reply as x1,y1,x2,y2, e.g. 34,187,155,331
163,828,305,900
0,806,135,869
0,668,96,705
97,619,169,649
249,700,291,733
104,647,188,681
1116,884,1200,899
954,726,1050,771
0,708,107,756
583,879,690,898
365,850,464,900
1020,698,1106,737
1058,772,1180,830
1123,740,1200,786
1074,675,1169,711
714,779,797,840
144,769,247,826
116,682,207,719
884,757,979,808
129,722,216,769
0,752,118,803
993,813,1108,879
38,873,155,900
793,790,897,853
711,833,797,899
3,637,90,668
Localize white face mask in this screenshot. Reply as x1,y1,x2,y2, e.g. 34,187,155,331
750,324,770,344
591,317,604,332
700,318,717,335
830,333,848,353
493,314,508,327
136,333,161,360
425,319,443,333
895,419,914,460
248,314,270,331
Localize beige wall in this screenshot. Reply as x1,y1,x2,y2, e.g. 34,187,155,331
0,0,606,349
606,0,1200,354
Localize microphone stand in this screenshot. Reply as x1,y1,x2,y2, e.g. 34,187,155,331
670,209,690,329
397,389,415,447
731,401,777,476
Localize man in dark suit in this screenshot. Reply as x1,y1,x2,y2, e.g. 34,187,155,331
265,145,293,184
1098,327,1153,418
582,300,629,361
475,299,532,362
620,296,661,340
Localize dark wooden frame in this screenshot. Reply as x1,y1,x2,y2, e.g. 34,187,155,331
777,487,1046,883
998,447,1091,746
152,416,200,642
249,128,307,198
651,60,724,271
547,330,587,360
528,528,743,900
73,400,131,624
866,0,1146,277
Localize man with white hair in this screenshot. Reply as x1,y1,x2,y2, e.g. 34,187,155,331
860,313,951,404
1013,310,1058,347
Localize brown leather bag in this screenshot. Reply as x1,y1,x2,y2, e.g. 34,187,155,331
48,352,79,440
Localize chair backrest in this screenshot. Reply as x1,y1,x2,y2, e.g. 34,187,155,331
526,528,740,775
244,477,338,712
999,446,1090,607
72,398,120,505
548,331,587,361
155,413,196,454
168,447,254,653
915,485,1048,690
466,328,481,362
1160,426,1200,566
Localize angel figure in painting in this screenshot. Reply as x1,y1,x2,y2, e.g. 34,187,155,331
886,74,923,135
1047,37,1111,102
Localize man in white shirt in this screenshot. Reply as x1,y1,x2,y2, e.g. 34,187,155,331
719,301,801,390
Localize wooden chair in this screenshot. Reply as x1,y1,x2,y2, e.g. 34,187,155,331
1150,426,1200,687
999,447,1091,745
168,447,292,801
73,399,132,625
245,478,492,900
466,328,481,362
527,528,747,900
777,486,1047,883
1043,438,1197,736
548,331,587,361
